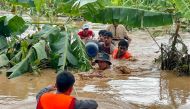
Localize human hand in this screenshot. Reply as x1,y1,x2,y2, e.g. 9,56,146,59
128,57,137,61
47,84,56,91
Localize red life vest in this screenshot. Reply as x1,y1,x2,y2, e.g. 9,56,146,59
37,93,75,109
112,48,131,59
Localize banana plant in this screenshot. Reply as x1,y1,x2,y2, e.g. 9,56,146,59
0,15,28,68
7,40,47,79
0,54,9,67
83,6,173,28
172,0,190,19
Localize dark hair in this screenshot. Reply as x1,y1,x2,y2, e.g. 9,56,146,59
103,31,113,38
98,30,107,36
118,39,129,48
56,71,75,93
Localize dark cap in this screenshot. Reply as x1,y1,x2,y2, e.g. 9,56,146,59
95,53,112,65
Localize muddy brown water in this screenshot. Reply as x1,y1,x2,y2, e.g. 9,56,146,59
0,28,190,109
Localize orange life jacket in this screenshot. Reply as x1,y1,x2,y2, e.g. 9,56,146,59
38,93,75,109
112,48,131,59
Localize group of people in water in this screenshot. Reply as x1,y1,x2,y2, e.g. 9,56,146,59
36,23,132,109
78,23,133,78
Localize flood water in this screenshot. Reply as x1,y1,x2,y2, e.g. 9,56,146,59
0,24,190,109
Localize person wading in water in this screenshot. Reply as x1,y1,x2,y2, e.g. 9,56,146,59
36,71,98,109
79,53,112,79
106,22,131,43
112,39,132,60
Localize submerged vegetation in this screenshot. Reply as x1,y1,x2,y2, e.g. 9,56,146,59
160,22,190,76
0,15,92,79
0,0,190,78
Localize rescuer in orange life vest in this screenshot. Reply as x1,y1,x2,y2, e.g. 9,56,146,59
112,39,132,59
36,71,98,109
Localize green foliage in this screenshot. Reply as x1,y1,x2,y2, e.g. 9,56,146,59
10,51,22,65
83,6,173,27
0,54,9,67
32,40,47,60
173,0,190,19
7,40,47,79
46,25,91,72
7,0,35,7
71,33,92,71
0,36,8,51
21,40,29,59
73,0,97,8
48,31,70,71
34,0,45,12
123,0,174,11
7,49,36,79
0,15,28,37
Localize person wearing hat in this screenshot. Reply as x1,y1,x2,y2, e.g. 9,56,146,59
78,24,95,43
78,53,111,78
99,31,115,54
95,52,112,70
112,39,132,59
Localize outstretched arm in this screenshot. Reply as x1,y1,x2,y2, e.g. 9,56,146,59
36,85,56,101
75,99,98,109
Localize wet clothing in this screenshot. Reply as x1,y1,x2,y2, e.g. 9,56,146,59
98,42,115,54
112,48,131,59
36,87,98,109
37,93,75,109
78,30,94,39
106,24,128,39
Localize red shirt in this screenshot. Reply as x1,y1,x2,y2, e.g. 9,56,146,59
112,48,132,59
78,30,94,39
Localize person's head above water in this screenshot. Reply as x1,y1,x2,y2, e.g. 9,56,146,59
56,71,75,94
95,53,111,70
103,31,113,46
98,30,107,42
82,24,90,33
118,39,129,55
99,30,107,36
82,24,89,30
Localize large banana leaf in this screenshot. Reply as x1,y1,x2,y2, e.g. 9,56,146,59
48,30,78,72
33,25,60,39
7,0,35,7
10,51,22,65
73,0,97,8
57,32,69,71
56,0,107,16
0,16,11,37
0,54,9,67
71,33,92,71
32,40,47,60
7,40,47,79
173,0,190,19
7,15,28,35
56,0,80,16
7,49,36,79
0,36,8,51
0,15,28,37
34,0,44,12
83,6,173,27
